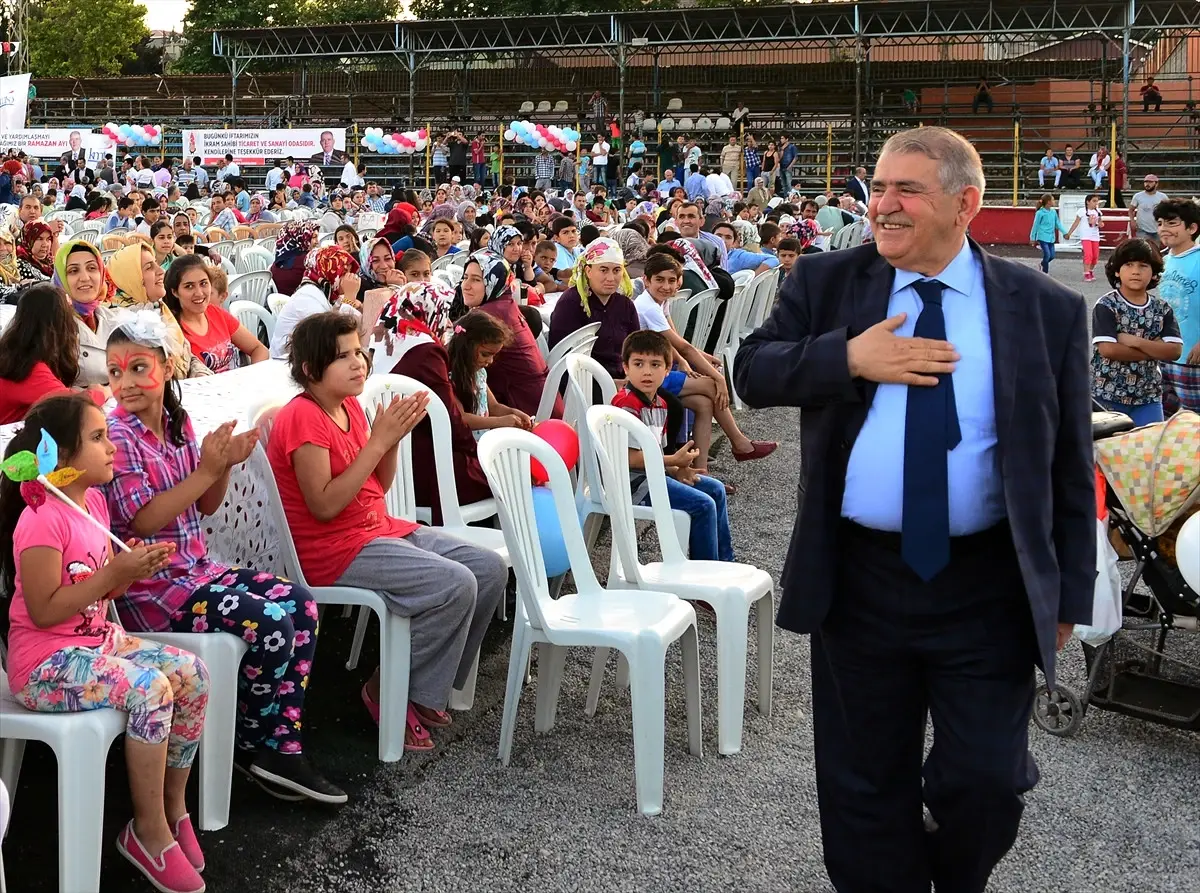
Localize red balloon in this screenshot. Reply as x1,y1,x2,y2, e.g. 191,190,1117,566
144,125,158,137
529,419,580,485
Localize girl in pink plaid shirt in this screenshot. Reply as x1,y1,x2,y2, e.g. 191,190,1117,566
102,310,345,805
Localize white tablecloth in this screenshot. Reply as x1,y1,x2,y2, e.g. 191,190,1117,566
0,361,300,574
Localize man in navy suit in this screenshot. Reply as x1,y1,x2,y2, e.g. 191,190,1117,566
734,127,1095,893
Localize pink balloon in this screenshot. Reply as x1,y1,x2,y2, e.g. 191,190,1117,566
144,125,158,137
391,133,402,142
417,129,427,139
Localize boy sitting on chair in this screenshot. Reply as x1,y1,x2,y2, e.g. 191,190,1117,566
611,330,734,562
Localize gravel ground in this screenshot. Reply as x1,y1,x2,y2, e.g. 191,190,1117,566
6,253,1198,893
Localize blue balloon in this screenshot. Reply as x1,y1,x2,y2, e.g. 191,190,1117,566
530,486,571,578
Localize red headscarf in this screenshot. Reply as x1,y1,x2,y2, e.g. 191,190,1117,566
377,205,414,244
302,245,360,293
18,221,56,276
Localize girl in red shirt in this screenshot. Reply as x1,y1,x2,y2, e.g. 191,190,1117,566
0,283,104,424
267,311,505,752
163,255,268,373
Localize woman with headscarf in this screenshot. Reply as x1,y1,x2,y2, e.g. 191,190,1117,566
65,184,89,212
16,221,56,284
54,240,122,386
359,236,407,290
547,237,640,381
455,200,478,239
0,229,24,304
419,203,456,237
361,279,494,520
464,250,558,418
246,192,277,225
269,220,319,297
377,205,416,251
614,224,650,280
270,245,389,361
107,242,210,379
84,193,111,220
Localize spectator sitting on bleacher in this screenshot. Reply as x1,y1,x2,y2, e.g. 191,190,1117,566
972,77,993,114
1060,145,1081,188
1038,148,1061,188
1141,77,1163,113
658,168,680,197
1088,147,1110,190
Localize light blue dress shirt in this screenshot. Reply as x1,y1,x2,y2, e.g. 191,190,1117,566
841,239,1006,534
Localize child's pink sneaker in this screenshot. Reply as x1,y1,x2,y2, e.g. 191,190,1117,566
116,820,205,893
172,814,205,872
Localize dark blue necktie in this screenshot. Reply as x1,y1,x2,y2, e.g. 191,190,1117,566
901,279,962,581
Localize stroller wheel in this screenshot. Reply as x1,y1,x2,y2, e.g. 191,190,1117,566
1033,683,1083,737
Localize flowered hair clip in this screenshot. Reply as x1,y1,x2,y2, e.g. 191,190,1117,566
454,324,466,335
110,307,183,358
1,429,131,553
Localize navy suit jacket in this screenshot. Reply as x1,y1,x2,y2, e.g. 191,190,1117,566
734,239,1096,682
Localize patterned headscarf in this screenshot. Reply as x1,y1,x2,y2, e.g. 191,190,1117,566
359,236,394,277
670,237,718,290
489,225,522,259
613,227,648,265
0,229,20,285
704,197,726,218
634,200,658,221
367,280,456,368
302,245,359,290
783,217,821,250
274,221,319,267
476,250,515,304
419,203,456,235
18,221,56,276
569,237,633,317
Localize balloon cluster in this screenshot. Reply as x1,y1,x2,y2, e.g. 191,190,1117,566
102,123,161,147
361,126,428,155
504,120,580,153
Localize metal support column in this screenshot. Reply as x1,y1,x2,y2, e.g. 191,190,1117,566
618,42,627,183
852,6,863,165
407,48,417,187
1121,0,1135,149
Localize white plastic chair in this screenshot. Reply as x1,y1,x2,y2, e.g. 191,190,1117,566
227,299,275,347
714,116,732,131
71,227,102,246
667,287,720,351
695,116,714,131
711,283,755,411
72,220,104,235
430,253,459,272
477,428,702,815
255,237,278,255
266,293,290,316
518,100,535,115
0,777,7,893
666,97,683,111
533,337,597,423
132,630,248,830
560,355,691,557
206,239,238,262
586,405,774,754
236,245,274,273
553,100,569,114
659,117,676,131
546,321,601,374
731,269,755,288
227,270,274,308
0,665,126,893
244,420,412,762
641,118,657,132
739,266,780,337
535,100,551,115
348,376,508,707
677,117,694,132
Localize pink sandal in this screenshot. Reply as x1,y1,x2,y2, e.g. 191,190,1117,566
412,703,453,728
405,703,435,751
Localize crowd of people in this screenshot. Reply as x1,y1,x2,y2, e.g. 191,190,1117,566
1,116,1198,893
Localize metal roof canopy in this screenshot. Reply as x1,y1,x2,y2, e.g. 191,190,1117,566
211,1,1200,62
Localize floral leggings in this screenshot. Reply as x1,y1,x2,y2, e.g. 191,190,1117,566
18,625,209,768
167,568,318,755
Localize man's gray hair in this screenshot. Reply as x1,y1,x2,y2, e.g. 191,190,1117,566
879,127,986,198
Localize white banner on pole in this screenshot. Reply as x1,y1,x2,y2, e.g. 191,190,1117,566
0,128,89,160
181,128,348,166
0,74,32,132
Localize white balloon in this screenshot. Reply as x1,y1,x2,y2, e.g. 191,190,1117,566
566,141,577,152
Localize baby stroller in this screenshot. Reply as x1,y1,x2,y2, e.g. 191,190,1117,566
1033,410,1200,736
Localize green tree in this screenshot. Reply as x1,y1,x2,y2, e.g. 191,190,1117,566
304,0,401,23
27,0,149,77
176,0,304,73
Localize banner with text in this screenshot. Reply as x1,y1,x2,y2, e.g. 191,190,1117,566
0,127,91,159
0,74,31,132
181,128,348,166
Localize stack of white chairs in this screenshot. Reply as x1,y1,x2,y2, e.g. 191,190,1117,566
246,408,413,763
667,287,720,349
236,245,273,274
585,405,775,755
227,270,275,308
227,300,275,347
534,323,600,419
477,428,703,815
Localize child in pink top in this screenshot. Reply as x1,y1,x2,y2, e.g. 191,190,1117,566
0,394,209,893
